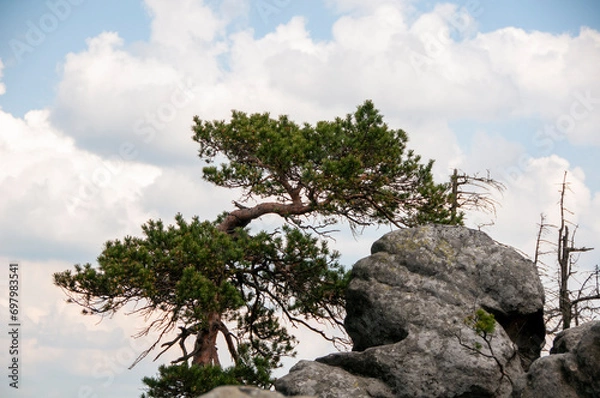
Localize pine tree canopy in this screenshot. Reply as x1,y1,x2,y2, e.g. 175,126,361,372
54,100,458,394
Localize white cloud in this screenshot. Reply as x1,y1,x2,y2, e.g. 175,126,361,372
471,27,600,145
0,108,160,260
139,164,244,221
51,2,600,163
145,0,226,51
385,117,463,180
52,32,203,163
332,4,409,52
0,257,174,397
467,155,599,267
325,0,414,14
462,130,525,175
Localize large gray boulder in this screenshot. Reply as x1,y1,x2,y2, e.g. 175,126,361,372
197,385,314,398
277,225,546,398
523,321,600,398
277,360,394,398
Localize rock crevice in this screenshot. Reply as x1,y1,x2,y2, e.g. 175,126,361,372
523,321,600,398
277,225,546,397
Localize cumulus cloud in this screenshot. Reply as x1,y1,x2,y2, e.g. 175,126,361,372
223,1,599,134
145,0,226,50
470,27,600,145
41,0,600,277
325,0,414,14
462,130,525,175
0,257,175,397
0,108,160,261
465,154,599,269
139,165,244,221
50,1,600,169
52,32,204,164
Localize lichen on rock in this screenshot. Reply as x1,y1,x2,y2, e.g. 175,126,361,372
277,224,547,398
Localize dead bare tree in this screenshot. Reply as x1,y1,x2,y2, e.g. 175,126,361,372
533,171,598,335
448,169,506,225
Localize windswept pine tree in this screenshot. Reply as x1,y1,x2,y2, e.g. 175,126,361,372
54,100,460,395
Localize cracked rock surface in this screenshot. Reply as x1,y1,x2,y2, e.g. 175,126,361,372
276,225,546,398
522,321,600,398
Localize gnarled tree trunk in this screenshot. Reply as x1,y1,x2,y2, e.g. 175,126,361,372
190,201,312,366
192,312,221,366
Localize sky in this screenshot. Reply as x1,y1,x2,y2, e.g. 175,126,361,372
0,0,599,396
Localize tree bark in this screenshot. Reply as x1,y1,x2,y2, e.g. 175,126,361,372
192,312,221,366
559,226,572,330
190,200,312,366
217,201,313,233
450,169,459,223
557,172,572,330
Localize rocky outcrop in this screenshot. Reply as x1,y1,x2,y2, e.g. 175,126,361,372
276,360,395,398
197,385,314,398
523,321,600,398
276,225,546,398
